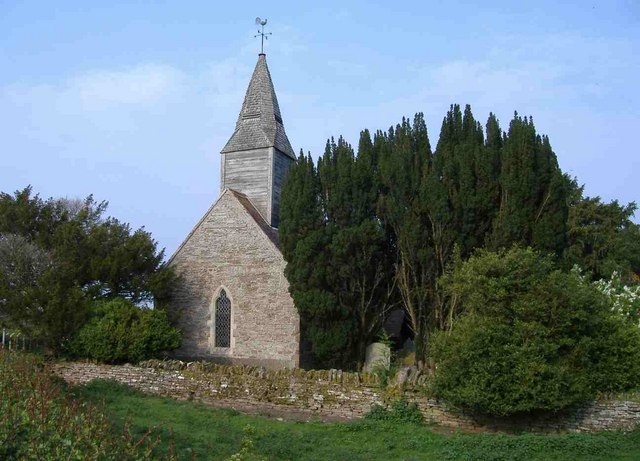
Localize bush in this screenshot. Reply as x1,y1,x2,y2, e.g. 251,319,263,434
70,298,181,363
0,351,178,460
431,247,640,416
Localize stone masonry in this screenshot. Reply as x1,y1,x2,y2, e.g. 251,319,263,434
52,361,640,432
168,189,299,368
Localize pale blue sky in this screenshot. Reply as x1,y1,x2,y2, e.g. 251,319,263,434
1,1,638,257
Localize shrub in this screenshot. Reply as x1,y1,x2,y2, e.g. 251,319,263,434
589,270,640,327
0,351,178,460
70,298,181,363
431,247,640,416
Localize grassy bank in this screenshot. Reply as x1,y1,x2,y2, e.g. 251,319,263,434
77,379,640,461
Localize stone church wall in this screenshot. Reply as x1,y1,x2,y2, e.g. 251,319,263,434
169,190,299,368
52,360,640,433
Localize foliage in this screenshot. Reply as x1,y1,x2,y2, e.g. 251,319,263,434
593,271,640,326
488,113,570,255
0,351,178,460
281,142,396,369
77,378,640,461
364,398,424,425
377,114,434,366
0,234,54,333
431,247,640,416
281,105,581,369
0,233,89,350
70,298,181,363
0,186,177,353
226,425,266,461
566,193,640,282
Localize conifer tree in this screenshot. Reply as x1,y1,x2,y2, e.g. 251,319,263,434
489,114,569,254
0,186,175,351
279,151,322,258
281,140,395,369
280,151,345,366
566,193,640,281
378,114,433,366
281,106,604,371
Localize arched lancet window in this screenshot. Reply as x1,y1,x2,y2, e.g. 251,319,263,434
214,289,231,348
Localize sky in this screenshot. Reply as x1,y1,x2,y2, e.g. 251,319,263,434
1,0,639,258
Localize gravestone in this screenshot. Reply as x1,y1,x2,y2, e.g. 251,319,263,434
364,342,391,372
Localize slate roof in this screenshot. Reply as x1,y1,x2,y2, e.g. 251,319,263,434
221,54,295,159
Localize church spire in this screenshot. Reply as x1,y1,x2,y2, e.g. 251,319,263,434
221,54,295,158
219,53,296,228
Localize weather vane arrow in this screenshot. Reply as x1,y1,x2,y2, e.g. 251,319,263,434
254,17,271,54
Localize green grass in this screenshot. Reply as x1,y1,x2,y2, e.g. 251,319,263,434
76,379,640,461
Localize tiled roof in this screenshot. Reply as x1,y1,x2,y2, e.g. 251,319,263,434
221,54,295,159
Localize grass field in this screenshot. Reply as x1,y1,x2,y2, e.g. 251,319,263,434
77,380,640,461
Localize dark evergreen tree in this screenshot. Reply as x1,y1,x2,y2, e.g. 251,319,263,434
281,105,633,372
378,114,433,366
281,151,348,367
566,193,640,281
281,136,395,369
0,186,176,352
489,114,569,255
279,150,323,257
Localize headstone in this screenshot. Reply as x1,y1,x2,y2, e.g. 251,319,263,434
364,342,391,373
395,365,417,387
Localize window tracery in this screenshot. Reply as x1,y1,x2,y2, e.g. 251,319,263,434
215,289,231,348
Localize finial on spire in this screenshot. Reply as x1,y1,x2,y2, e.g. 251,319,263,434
254,17,271,54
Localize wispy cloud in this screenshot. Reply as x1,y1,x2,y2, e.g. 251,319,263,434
427,59,563,107
70,64,186,109
3,63,187,117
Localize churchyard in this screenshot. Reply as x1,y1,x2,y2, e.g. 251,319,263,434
3,351,640,461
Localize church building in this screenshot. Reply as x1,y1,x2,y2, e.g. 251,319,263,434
168,52,300,369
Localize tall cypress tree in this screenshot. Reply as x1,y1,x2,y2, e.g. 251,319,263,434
531,135,570,254
490,113,538,247
489,114,568,255
477,113,502,243
378,114,434,366
422,105,501,333
279,150,322,258
281,138,395,369
281,150,350,367
282,107,574,370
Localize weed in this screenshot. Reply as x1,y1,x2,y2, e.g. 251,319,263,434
364,397,424,425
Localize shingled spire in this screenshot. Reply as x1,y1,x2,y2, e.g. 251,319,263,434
221,54,295,158
220,53,296,228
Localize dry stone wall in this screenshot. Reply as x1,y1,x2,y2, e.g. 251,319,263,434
52,361,380,421
52,361,640,432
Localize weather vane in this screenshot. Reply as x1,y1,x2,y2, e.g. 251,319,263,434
254,17,271,54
